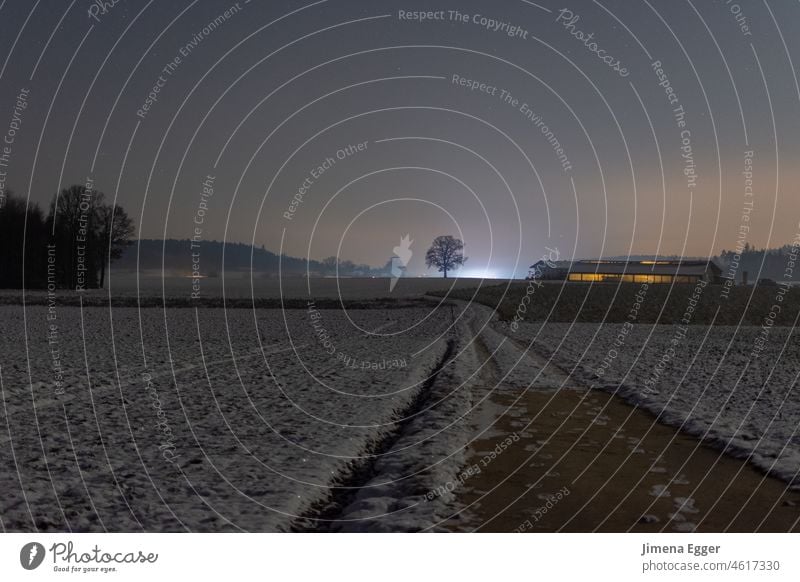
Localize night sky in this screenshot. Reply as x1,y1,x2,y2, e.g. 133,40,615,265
1,0,798,278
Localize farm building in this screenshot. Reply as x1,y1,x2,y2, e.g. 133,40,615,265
528,259,723,284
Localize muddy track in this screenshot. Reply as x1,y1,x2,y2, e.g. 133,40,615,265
291,337,457,532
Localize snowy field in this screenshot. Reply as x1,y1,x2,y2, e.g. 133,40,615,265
0,285,578,532
2,291,799,532
0,303,456,531
0,276,512,303
509,321,800,487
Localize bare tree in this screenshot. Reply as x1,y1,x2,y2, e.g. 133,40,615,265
425,235,467,278
0,191,48,289
48,185,103,289
47,184,135,289
95,203,135,288
321,256,338,275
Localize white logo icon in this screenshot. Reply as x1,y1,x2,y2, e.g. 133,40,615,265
20,542,45,570
390,234,413,292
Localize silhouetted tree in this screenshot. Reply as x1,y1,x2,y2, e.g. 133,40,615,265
94,203,134,288
0,192,48,289
718,244,800,283
47,185,103,289
321,256,338,275
425,235,467,278
46,184,135,289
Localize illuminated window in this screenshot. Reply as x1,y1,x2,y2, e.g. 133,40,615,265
568,268,708,283
569,273,605,281
568,272,701,283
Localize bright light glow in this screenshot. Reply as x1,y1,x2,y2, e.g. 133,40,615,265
461,269,501,279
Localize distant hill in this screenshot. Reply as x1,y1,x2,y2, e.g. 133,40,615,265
114,239,387,277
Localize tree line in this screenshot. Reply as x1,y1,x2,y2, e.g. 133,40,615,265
718,243,800,283
0,185,134,289
112,239,391,277
109,239,467,278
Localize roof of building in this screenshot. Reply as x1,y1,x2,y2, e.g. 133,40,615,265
530,259,721,275
529,260,572,269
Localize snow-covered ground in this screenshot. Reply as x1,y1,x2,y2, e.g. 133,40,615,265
506,321,800,488
0,305,456,531
0,276,509,302
3,298,798,532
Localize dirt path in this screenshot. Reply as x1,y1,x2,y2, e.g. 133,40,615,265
440,386,800,532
